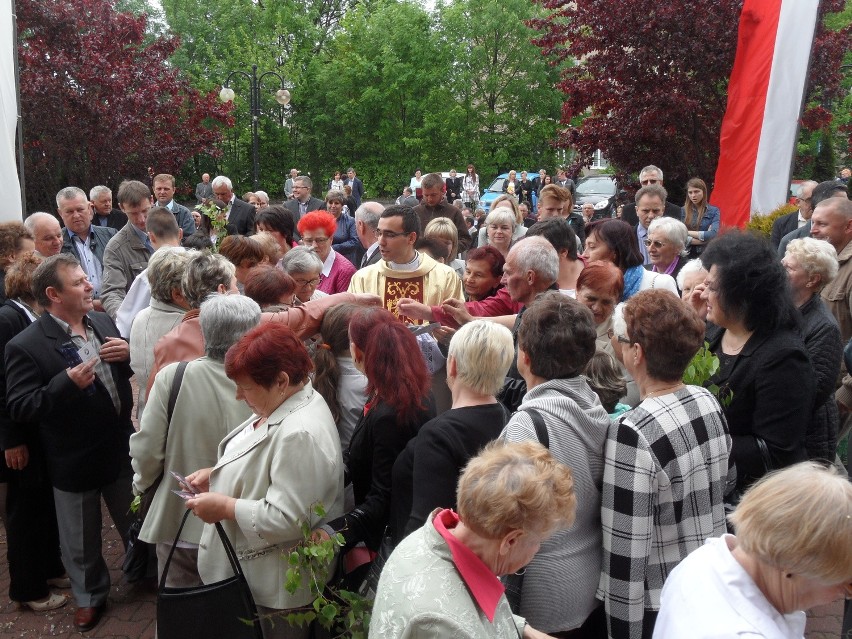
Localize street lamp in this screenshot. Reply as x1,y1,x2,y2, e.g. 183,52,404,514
220,64,291,191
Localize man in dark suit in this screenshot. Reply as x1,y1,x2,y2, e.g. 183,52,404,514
770,180,816,250
445,169,463,204
283,175,324,228
57,187,117,312
5,254,135,632
152,173,196,239
89,186,127,231
621,165,682,226
211,175,255,236
354,201,383,268
345,167,364,208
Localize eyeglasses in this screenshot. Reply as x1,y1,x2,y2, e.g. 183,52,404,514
643,239,667,248
293,277,321,289
376,229,411,239
640,178,661,185
606,328,631,344
301,236,329,245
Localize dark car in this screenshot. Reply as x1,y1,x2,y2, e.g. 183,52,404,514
573,176,618,220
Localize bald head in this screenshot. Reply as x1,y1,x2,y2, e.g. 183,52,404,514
25,212,63,257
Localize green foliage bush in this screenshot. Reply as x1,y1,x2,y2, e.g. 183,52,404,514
745,202,797,238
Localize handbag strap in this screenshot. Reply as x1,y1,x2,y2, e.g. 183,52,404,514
521,407,549,449
159,509,247,592
166,361,189,427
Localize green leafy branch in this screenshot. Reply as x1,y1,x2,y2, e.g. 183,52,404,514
683,341,733,408
195,200,229,250
265,502,372,639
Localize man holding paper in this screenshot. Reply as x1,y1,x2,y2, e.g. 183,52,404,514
4,254,135,633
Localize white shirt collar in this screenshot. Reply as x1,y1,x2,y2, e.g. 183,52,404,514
321,249,336,277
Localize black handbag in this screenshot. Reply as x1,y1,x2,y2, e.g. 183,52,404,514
123,362,188,582
157,509,264,639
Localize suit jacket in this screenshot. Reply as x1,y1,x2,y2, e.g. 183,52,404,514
345,176,364,207
770,211,800,250
445,177,463,203
360,246,382,269
93,208,127,231
621,200,682,227
4,312,134,492
283,197,325,225
198,383,343,609
778,221,811,258
61,226,117,272
0,301,35,451
227,198,256,236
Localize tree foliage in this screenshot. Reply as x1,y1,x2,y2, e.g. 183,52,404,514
17,0,232,210
531,0,852,195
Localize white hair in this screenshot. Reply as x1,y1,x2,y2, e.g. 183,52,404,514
211,175,233,190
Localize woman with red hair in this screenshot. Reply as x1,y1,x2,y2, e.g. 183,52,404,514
317,307,435,555
296,210,355,294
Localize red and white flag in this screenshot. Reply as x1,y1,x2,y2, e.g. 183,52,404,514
710,0,819,227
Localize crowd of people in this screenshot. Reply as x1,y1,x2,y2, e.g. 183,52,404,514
0,165,849,639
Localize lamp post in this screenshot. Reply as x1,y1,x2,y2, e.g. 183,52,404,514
220,64,291,191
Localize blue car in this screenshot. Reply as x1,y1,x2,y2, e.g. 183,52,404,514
479,171,537,214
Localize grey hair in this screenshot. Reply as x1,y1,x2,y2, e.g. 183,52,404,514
676,258,706,291
24,212,59,234
485,206,517,230
211,175,233,190
89,185,111,201
512,236,559,284
325,189,346,204
147,247,192,304
635,183,668,204
254,190,269,205
280,245,323,275
181,251,236,309
648,217,688,252
355,201,383,231
640,165,664,181
200,294,261,361
295,175,313,189
55,186,87,208
786,237,839,289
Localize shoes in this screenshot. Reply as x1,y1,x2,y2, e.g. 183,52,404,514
46,576,72,589
17,593,69,612
73,604,106,632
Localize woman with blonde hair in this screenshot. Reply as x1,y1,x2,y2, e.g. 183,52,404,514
655,462,852,638
477,195,527,247
373,440,575,639
782,237,842,461
424,216,464,277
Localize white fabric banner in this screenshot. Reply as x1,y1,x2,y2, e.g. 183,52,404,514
0,0,21,221
751,0,819,215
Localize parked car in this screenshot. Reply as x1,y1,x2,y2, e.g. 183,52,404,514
573,175,618,220
479,171,536,213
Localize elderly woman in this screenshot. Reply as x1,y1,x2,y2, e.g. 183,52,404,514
391,321,514,541
253,190,270,208
481,206,517,258
243,264,296,312
699,232,814,496
499,292,611,636
0,253,69,612
655,462,852,638
185,323,344,639
477,195,527,247
296,210,356,294
280,246,327,304
316,307,434,554
583,219,677,300
129,248,192,414
255,206,296,260
250,231,284,265
782,238,842,462
0,223,34,301
372,440,575,639
677,259,707,308
463,245,505,301
601,289,731,639
130,295,259,588
645,217,689,289
324,190,360,265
